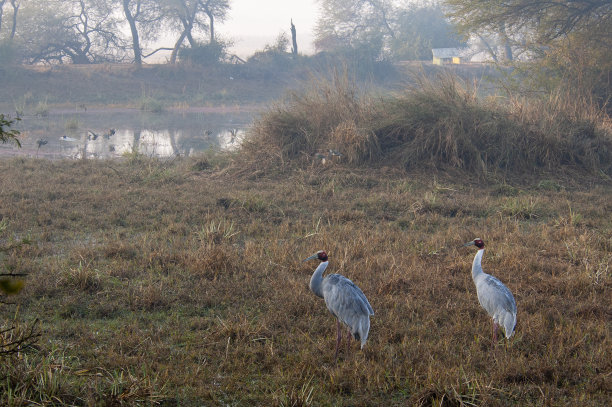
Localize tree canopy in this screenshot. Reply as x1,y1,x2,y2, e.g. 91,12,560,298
315,0,464,61
0,0,230,65
445,0,612,107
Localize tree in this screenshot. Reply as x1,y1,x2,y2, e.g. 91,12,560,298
165,0,202,63
0,0,19,40
7,0,126,64
290,19,298,56
162,0,229,64
8,0,17,39
315,0,464,61
445,0,612,45
201,0,229,44
119,0,163,66
391,4,465,60
315,0,395,59
0,0,7,34
444,0,612,106
62,0,125,63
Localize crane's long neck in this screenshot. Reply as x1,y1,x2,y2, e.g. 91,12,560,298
472,249,485,282
309,261,328,298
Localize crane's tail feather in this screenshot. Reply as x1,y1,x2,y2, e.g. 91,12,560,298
357,317,370,349
502,312,517,339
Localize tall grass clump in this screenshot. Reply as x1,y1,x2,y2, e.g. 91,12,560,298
240,72,612,177
139,96,164,113
240,72,380,173
377,75,612,174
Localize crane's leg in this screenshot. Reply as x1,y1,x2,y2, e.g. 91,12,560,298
334,319,342,361
492,321,499,346
346,329,352,354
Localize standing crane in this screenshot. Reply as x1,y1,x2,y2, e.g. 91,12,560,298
303,250,374,360
463,238,517,345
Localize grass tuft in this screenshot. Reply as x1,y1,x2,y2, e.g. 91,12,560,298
238,73,612,177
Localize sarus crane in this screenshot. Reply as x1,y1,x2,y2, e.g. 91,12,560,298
464,238,517,345
303,250,374,360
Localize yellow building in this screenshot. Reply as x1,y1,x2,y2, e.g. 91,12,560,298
432,48,470,65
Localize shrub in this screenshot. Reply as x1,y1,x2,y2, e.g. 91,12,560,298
238,73,612,176
179,41,226,66
0,114,20,147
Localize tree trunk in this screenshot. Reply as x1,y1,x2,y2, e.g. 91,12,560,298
502,41,513,62
478,35,498,63
500,23,513,62
170,31,188,64
186,31,195,47
291,19,298,56
207,10,215,43
9,0,19,40
0,0,5,32
122,0,142,67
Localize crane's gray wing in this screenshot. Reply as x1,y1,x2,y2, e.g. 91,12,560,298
322,274,374,323
476,274,517,316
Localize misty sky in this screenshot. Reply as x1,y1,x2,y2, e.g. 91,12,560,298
217,0,319,57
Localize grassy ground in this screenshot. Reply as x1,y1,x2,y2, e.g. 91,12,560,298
0,64,289,113
0,62,490,114
0,155,610,406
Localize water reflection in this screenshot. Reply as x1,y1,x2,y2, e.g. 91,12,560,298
217,128,246,151
0,109,253,159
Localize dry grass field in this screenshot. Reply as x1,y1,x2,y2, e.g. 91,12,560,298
0,76,611,406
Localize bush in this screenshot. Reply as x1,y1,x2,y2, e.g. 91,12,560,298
178,41,226,66
0,114,21,147
238,73,612,176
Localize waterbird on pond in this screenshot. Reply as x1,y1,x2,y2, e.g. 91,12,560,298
303,250,374,360
36,139,48,157
463,238,517,345
313,149,342,165
328,149,343,157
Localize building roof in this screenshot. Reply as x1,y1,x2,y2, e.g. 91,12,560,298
432,47,471,59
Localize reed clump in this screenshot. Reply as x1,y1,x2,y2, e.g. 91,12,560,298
239,73,379,173
240,73,612,176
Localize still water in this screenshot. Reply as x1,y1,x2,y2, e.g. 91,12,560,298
0,108,255,159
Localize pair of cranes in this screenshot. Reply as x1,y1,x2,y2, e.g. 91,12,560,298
303,238,517,360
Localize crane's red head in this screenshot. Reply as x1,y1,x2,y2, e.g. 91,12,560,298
463,238,485,249
303,250,328,263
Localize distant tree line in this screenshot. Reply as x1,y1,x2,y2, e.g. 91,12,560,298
445,0,612,110
1,0,609,109
314,0,465,61
0,0,230,66
0,0,465,66
314,0,611,110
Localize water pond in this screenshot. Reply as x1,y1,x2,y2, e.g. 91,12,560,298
0,108,256,159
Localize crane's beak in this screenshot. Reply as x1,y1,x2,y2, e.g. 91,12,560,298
302,253,318,262
462,241,475,247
